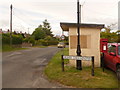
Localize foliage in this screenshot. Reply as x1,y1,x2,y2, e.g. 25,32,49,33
44,36,58,45
12,34,23,44
2,19,58,46
23,37,29,43
42,19,53,37
2,33,10,45
64,36,69,45
116,30,120,43
100,25,119,43
32,19,54,40
2,33,23,45
32,28,46,40
32,19,58,46
100,32,118,43
38,37,58,46
38,39,48,46
29,37,35,46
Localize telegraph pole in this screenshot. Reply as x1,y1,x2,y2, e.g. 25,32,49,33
28,28,29,34
76,0,82,70
10,4,12,46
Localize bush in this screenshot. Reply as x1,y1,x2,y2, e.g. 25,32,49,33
2,33,23,45
29,37,35,46
38,38,58,46
44,36,58,46
47,40,58,45
12,34,23,44
2,33,10,45
39,39,48,46
23,38,29,43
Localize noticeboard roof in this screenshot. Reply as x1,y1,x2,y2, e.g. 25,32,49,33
60,22,104,31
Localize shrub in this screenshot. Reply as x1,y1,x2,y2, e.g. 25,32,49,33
23,38,29,43
44,36,58,45
39,39,48,46
47,40,58,45
29,37,35,46
2,33,23,45
2,33,10,45
12,34,23,44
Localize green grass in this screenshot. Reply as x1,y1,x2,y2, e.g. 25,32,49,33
44,48,118,88
2,45,27,52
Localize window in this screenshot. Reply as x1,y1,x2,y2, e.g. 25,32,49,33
118,46,120,55
108,45,116,54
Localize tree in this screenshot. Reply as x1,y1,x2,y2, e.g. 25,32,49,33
116,30,120,43
32,28,46,40
101,25,118,43
32,19,53,40
42,19,53,37
104,23,117,33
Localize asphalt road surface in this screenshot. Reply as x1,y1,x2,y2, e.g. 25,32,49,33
2,47,64,88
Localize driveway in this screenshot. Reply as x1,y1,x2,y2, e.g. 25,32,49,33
2,47,64,88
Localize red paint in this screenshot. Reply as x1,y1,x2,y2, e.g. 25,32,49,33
100,39,108,53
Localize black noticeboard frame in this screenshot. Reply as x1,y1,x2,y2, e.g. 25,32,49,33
61,55,94,76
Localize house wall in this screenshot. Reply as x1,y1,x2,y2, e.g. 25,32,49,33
69,27,101,67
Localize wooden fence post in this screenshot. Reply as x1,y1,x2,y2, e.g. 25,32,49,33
102,53,105,72
61,55,64,72
92,56,94,76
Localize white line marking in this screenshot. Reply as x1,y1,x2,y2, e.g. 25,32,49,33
32,78,39,87
7,52,22,57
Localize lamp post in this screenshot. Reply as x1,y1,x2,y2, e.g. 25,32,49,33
76,0,82,70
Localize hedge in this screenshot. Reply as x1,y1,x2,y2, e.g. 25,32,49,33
2,33,23,45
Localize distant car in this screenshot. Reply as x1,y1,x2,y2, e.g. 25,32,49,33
57,42,65,48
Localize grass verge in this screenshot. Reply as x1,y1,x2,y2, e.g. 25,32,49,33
44,48,118,88
2,45,27,52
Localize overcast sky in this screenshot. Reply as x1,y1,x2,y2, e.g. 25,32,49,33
0,0,119,35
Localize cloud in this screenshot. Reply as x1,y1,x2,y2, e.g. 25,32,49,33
0,0,119,35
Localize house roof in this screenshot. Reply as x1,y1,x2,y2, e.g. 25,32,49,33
60,22,104,31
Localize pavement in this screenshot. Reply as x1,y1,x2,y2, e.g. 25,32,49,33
2,47,65,88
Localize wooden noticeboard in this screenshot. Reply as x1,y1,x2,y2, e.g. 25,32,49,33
70,35,91,49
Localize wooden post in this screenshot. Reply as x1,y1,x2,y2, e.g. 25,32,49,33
10,4,12,47
61,55,64,72
102,53,105,72
92,56,94,76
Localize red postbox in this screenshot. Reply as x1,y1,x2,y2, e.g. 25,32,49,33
100,39,108,53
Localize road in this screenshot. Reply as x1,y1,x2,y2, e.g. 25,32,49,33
2,47,64,88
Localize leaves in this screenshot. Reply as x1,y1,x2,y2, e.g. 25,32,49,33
32,28,46,40
32,19,53,40
101,25,119,43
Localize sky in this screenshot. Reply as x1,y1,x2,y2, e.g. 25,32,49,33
0,0,119,36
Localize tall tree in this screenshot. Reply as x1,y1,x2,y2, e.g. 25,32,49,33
42,19,53,37
32,19,54,40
